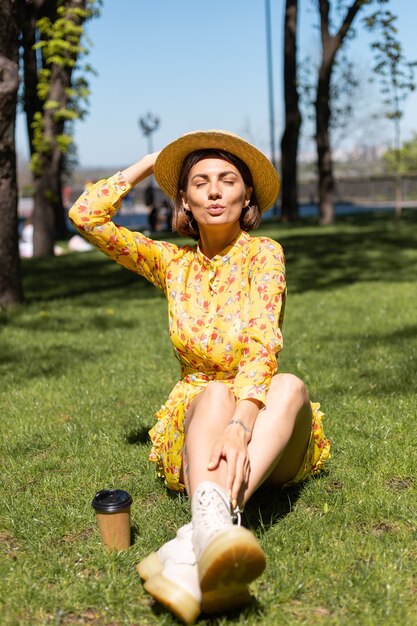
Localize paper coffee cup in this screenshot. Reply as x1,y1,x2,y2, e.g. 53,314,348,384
92,489,133,551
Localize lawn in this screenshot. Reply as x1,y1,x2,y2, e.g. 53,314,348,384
1,210,416,626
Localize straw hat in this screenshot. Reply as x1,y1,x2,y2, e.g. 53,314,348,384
154,130,280,213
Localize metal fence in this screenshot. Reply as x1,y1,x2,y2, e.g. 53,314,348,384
299,174,417,204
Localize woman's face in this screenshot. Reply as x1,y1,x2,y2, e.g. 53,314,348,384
181,157,252,231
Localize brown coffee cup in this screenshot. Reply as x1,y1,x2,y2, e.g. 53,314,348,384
91,489,133,551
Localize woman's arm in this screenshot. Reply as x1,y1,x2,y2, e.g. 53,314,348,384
121,151,160,187
68,153,178,291
233,237,286,405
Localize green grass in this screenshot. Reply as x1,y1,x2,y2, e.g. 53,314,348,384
1,210,416,626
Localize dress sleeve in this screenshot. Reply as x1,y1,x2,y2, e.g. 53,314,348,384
68,172,179,292
234,238,286,405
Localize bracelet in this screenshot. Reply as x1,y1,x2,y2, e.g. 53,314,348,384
227,419,251,433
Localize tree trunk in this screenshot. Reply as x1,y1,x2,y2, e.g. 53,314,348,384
30,0,87,256
17,1,41,154
32,65,69,256
315,64,335,224
280,0,301,222
0,0,23,306
32,151,63,256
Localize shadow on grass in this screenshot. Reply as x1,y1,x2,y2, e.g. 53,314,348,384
124,425,151,445
2,309,140,334
279,216,417,294
0,338,99,381
323,322,417,398
144,596,266,625
21,252,164,304
243,482,305,531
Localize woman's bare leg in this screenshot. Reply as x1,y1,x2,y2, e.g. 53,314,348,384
181,374,312,613
182,381,236,496
182,373,311,504
243,373,312,503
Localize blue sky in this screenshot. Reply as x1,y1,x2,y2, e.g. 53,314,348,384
16,0,417,168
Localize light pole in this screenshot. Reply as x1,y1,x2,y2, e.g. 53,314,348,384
138,112,160,155
265,0,276,167
265,0,278,215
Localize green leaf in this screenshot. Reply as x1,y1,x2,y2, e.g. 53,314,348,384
44,100,60,110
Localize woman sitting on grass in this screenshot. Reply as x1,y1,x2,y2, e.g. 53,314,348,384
69,130,330,625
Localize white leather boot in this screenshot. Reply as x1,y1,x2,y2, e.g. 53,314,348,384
137,523,193,581
137,523,201,625
191,481,266,613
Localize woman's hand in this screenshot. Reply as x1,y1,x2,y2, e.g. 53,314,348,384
121,151,161,187
147,150,161,170
207,422,251,508
207,399,260,507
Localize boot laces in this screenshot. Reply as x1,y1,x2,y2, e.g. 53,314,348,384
196,487,233,533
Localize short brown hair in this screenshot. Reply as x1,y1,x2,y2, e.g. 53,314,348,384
172,149,261,240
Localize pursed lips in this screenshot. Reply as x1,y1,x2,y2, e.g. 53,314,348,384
206,204,225,215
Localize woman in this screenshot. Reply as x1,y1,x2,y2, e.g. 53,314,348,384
69,130,330,625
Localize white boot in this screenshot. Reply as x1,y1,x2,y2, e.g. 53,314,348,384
137,524,201,625
137,523,193,581
192,481,266,613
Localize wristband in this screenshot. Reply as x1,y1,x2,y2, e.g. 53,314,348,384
227,419,251,433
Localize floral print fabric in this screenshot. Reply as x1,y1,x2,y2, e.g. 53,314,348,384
69,172,330,491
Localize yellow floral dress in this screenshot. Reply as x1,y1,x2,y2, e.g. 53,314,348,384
68,172,330,491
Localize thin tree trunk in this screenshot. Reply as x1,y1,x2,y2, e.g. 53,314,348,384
280,0,301,222
0,0,23,306
316,65,334,224
394,114,402,220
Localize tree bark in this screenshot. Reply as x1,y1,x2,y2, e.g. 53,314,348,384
280,0,301,222
315,0,366,224
33,151,64,256
0,0,23,306
28,0,87,256
17,2,41,154
316,60,335,224
32,57,69,256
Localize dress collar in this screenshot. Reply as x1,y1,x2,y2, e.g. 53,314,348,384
196,230,250,268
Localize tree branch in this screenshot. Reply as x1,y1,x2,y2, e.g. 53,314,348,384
319,0,369,70
319,0,331,45
336,0,370,48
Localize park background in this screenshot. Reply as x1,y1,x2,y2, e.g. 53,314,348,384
16,0,417,166
13,0,417,234
1,1,417,625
